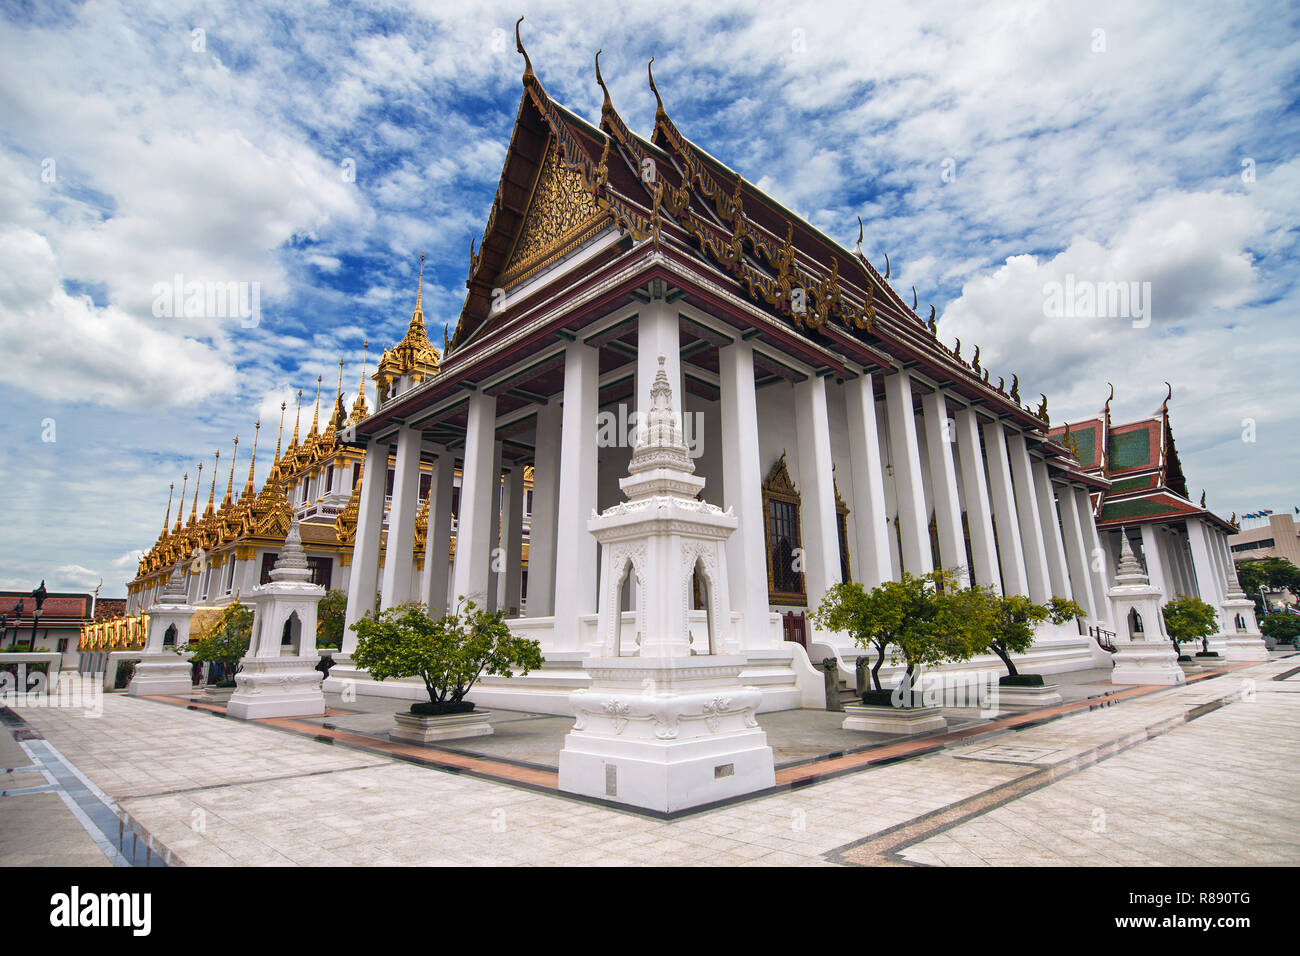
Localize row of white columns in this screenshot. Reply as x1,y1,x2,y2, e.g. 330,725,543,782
342,310,1114,656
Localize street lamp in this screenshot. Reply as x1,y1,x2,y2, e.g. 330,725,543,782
29,581,47,649
9,599,23,648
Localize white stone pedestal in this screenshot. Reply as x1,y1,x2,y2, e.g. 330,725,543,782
126,655,193,697
390,709,493,743
226,657,326,719
1222,636,1269,662
1110,642,1186,686
559,657,775,813
841,703,947,735
992,683,1063,709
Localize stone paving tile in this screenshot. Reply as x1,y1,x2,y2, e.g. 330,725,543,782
10,656,1297,866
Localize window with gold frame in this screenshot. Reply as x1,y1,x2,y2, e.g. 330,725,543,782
762,453,806,604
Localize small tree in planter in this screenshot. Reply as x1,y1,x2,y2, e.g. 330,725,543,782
190,604,253,686
352,598,544,716
812,570,992,706
316,589,347,651
1260,611,1300,647
976,593,1085,687
1161,595,1218,660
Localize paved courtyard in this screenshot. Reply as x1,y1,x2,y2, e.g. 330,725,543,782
2,654,1298,866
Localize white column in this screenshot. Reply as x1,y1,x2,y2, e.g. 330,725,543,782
553,340,599,650
719,339,774,647
343,438,389,649
955,407,1000,592
1076,487,1112,623
502,464,525,616
1186,518,1225,611
421,453,454,614
794,374,842,611
844,372,892,588
1139,523,1173,600
380,425,422,609
983,422,1028,596
452,391,498,606
485,441,504,610
1006,431,1050,603
884,369,931,575
637,301,682,434
1032,461,1072,600
1058,483,1096,620
527,399,561,617
922,389,967,587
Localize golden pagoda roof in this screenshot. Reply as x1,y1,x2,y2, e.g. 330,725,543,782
374,253,441,395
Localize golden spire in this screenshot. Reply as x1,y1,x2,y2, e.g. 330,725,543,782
415,251,424,319
205,450,219,517
310,376,322,437
273,402,286,466
241,421,260,500
188,461,202,524
173,472,188,534
162,482,174,534
222,437,238,509
349,342,370,424
289,390,302,449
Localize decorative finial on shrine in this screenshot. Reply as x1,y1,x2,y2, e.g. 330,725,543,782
310,375,322,436
173,472,188,534
1104,381,1114,415
515,16,534,83
954,338,962,360
927,304,937,333
595,49,612,115
290,389,303,449
1200,489,1207,509
855,216,864,255
1010,373,1020,403
1037,393,1049,422
972,344,982,374
241,421,260,500
414,251,425,317
648,57,666,121
911,286,917,311
1160,381,1171,415
997,376,1005,394
222,436,238,509
206,449,219,516
884,251,890,279
162,482,174,533
189,461,202,523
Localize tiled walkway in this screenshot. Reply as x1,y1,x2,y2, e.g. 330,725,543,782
5,657,1297,866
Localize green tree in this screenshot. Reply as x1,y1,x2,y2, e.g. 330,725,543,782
1236,557,1300,603
1260,612,1300,646
351,598,544,710
1161,595,1218,657
189,603,253,670
977,593,1085,678
316,589,347,649
812,570,993,698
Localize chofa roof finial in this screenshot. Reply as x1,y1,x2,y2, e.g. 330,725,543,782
595,49,612,115
648,57,666,121
515,16,534,83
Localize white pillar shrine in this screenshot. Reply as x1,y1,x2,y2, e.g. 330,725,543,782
128,564,195,697
1108,530,1185,686
227,518,328,719
559,357,775,813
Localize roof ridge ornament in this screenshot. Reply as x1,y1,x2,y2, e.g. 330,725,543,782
515,16,534,84
595,49,612,116
648,57,666,123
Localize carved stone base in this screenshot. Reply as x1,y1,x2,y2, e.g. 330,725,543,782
1110,641,1186,686
841,703,947,735
226,656,325,720
558,656,776,813
992,683,1063,709
1223,636,1269,662
390,710,494,743
126,656,193,697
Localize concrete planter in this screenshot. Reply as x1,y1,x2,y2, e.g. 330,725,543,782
842,703,947,735
993,681,1063,708
391,709,494,743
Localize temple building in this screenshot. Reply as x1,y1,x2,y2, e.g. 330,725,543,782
324,34,1131,712
1049,386,1249,638
102,33,1260,695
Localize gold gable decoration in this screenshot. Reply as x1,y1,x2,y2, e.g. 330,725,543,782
499,137,606,289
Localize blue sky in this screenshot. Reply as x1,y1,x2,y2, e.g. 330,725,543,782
1,0,1298,593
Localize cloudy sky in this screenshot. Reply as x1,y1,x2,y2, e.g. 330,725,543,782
1,0,1297,594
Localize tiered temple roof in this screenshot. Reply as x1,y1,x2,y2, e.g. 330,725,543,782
1049,385,1232,533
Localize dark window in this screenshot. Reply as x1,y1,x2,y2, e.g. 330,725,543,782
451,486,460,520
768,499,804,597
308,556,332,588
386,468,395,496
351,463,361,492
260,552,278,584
419,472,432,502
837,512,851,583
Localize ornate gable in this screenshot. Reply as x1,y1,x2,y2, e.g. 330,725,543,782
500,137,606,289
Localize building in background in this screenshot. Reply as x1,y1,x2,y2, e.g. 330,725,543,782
0,590,124,670
1230,512,1300,566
